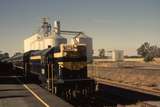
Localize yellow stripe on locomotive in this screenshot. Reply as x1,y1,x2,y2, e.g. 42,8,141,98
30,56,41,60
58,62,87,70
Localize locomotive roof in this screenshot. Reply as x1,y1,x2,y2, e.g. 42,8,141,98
9,53,24,62
11,53,24,59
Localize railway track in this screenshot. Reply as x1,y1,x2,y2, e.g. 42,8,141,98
67,83,160,107
67,91,136,107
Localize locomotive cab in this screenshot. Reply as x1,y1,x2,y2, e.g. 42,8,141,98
54,44,87,80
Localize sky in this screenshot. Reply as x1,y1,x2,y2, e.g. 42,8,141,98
0,0,160,56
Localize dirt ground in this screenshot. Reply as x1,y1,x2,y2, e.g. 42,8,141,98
88,61,160,90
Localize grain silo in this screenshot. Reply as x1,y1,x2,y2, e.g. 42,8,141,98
71,34,93,63
24,18,67,52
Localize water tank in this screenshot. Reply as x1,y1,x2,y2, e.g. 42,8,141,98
71,35,93,63
112,50,124,61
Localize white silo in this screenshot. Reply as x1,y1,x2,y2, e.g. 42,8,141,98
53,21,67,46
71,34,93,63
43,36,54,48
112,50,124,61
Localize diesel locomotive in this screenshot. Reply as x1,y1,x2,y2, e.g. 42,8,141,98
10,44,95,99
10,19,95,99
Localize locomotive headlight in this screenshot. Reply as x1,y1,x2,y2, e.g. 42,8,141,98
63,52,67,56
74,48,77,51
41,69,45,75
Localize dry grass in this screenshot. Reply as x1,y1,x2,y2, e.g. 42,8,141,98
88,61,160,89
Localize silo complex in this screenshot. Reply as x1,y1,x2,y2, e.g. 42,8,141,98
24,18,93,63
24,19,67,52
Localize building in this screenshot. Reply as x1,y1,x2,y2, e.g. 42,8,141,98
23,18,93,63
24,18,66,52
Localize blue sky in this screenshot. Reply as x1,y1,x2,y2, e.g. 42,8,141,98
0,0,160,56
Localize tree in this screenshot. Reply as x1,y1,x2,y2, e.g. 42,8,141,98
98,48,105,58
137,42,157,62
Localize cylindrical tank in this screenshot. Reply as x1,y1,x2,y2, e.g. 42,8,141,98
34,40,40,50
39,40,44,50
43,36,54,49
71,35,93,63
112,50,124,61
24,33,41,52
53,21,67,46
54,35,67,46
54,21,60,35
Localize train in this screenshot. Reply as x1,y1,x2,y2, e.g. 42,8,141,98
9,43,95,100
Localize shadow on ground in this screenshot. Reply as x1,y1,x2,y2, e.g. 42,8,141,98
98,84,160,106
0,95,29,99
